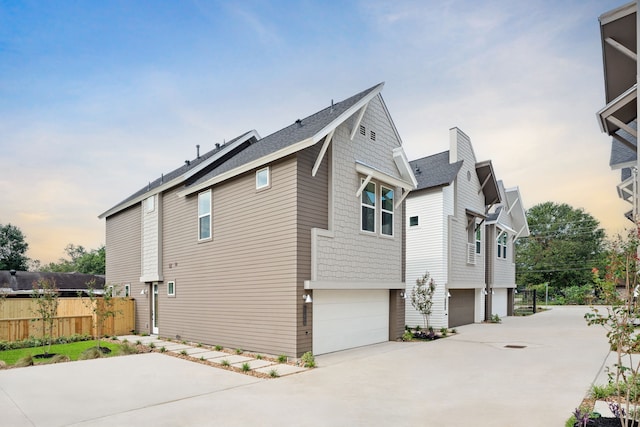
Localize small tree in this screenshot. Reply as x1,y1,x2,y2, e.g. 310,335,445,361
585,227,640,426
80,281,121,352
411,272,437,329
31,278,59,355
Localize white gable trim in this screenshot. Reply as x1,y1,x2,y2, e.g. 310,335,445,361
178,83,385,198
99,130,259,219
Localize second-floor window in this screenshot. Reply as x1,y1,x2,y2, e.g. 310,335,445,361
361,180,376,233
475,226,481,254
381,186,394,236
198,190,212,240
497,232,507,259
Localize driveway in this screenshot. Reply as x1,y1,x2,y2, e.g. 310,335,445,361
0,306,610,426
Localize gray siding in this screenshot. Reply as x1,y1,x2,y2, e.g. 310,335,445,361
315,95,404,283
105,204,145,332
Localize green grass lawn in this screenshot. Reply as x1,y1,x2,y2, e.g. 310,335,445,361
0,340,124,366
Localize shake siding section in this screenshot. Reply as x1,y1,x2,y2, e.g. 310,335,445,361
296,145,328,355
405,190,448,329
141,194,161,282
160,156,300,356
448,128,486,290
315,96,403,282
105,205,145,331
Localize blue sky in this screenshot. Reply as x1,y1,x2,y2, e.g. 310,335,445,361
0,0,629,264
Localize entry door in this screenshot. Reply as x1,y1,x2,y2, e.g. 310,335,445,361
152,283,159,334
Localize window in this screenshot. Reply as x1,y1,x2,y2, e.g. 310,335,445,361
381,186,394,236
124,284,130,297
145,196,155,212
198,190,211,240
497,232,508,259
167,281,175,297
475,226,481,254
409,216,419,227
256,167,270,190
361,180,376,232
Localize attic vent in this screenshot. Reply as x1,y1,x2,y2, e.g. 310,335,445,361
467,243,476,265
359,125,366,136
370,131,376,141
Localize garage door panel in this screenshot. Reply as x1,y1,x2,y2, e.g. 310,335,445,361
449,289,475,328
313,290,389,355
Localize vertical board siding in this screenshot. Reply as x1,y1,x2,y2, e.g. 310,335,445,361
315,95,404,283
296,145,329,356
159,156,300,356
106,204,146,332
141,194,161,280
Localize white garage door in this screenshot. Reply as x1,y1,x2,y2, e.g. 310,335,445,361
492,289,508,318
313,289,389,355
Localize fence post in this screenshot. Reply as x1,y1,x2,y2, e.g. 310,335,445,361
533,289,537,313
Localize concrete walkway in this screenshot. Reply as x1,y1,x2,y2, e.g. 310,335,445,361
0,306,612,426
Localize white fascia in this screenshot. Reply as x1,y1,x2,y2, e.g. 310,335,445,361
178,84,385,198
98,130,259,219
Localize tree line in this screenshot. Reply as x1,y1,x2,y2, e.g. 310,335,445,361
0,223,104,275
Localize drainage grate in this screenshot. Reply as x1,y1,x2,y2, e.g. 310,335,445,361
504,344,526,349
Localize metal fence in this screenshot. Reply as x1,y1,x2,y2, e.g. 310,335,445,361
514,289,537,315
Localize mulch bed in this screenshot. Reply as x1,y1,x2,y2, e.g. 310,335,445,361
587,418,639,426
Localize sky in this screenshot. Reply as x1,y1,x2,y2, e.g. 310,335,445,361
0,0,632,265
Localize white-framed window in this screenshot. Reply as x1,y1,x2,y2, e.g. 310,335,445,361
256,167,270,190
361,180,376,233
124,283,130,297
198,190,212,240
475,226,481,254
409,216,419,227
167,280,176,297
497,232,508,259
381,186,394,236
145,195,155,212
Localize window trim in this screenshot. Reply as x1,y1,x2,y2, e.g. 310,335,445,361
198,190,212,241
360,179,376,233
167,280,176,297
256,167,270,190
497,232,508,260
380,185,394,237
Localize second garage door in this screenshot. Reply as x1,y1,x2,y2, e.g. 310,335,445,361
449,289,475,327
313,289,389,355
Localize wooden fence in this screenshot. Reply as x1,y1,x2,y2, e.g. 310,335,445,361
0,297,135,342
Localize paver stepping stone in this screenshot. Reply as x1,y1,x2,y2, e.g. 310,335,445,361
196,351,228,360
255,364,308,376
162,344,191,351
209,355,253,365
231,359,274,370
181,347,210,355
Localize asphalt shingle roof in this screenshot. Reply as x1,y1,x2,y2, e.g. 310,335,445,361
610,119,637,168
409,151,463,191
0,271,105,293
188,83,382,187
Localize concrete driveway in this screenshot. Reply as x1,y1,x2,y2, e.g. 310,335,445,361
0,306,611,427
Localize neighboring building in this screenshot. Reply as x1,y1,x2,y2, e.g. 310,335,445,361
0,270,105,297
597,2,638,220
99,83,417,357
484,181,529,318
405,128,500,329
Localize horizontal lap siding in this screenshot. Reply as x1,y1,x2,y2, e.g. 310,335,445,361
160,156,299,356
105,205,145,332
296,145,329,356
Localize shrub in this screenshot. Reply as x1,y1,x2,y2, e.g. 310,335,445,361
402,330,413,341
148,342,156,349
301,351,316,368
277,354,287,363
241,362,250,372
221,359,230,367
215,345,223,351
180,350,188,356
79,347,102,360
269,369,279,378
235,348,243,355
15,354,34,367
0,360,7,369
51,354,70,364
119,343,138,355
160,346,166,353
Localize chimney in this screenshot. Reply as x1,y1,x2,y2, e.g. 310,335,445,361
196,144,200,159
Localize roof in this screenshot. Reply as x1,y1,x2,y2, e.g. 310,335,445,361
179,82,411,197
0,271,105,295
409,151,463,191
609,119,637,169
99,130,260,219
475,160,501,206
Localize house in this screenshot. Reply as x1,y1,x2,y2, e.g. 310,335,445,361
0,270,105,297
99,83,417,357
484,181,529,318
404,128,500,329
597,1,638,220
